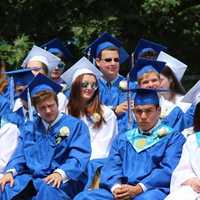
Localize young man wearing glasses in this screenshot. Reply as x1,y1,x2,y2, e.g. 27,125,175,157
74,88,185,200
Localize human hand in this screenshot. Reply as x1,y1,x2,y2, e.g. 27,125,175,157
182,177,200,193
114,101,134,116
44,172,62,188
113,184,143,200
0,172,14,191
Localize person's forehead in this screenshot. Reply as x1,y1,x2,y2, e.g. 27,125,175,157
27,60,44,67
82,74,96,80
141,72,160,81
101,49,119,57
134,104,156,109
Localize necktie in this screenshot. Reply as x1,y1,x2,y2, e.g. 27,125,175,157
106,81,112,88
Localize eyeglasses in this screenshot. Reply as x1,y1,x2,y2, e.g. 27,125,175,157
81,82,98,90
101,58,120,63
133,108,155,115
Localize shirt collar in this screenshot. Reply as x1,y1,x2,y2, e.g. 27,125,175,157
139,120,161,135
42,112,63,130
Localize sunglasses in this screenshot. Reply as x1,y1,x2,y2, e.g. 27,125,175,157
81,82,98,90
101,58,120,63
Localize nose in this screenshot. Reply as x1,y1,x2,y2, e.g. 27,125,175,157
141,111,147,119
45,107,51,113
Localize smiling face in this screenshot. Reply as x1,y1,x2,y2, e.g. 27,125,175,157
80,74,98,103
96,49,120,81
160,74,171,89
139,72,161,89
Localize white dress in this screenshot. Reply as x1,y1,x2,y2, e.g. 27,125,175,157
65,105,118,160
165,131,200,200
0,120,20,178
82,105,118,160
174,94,191,113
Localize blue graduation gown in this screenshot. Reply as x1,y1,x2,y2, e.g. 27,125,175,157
74,123,185,200
182,103,195,129
98,75,126,108
118,105,184,134
1,114,91,200
0,95,10,116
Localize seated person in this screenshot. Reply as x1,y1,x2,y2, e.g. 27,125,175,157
0,114,20,179
85,32,136,118
119,59,184,133
61,57,118,189
22,45,68,112
41,38,73,85
0,74,91,200
165,101,200,200
74,88,185,200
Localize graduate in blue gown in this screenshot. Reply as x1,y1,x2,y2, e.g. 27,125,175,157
85,32,137,121
119,59,184,133
4,68,35,122
0,73,91,200
74,88,185,200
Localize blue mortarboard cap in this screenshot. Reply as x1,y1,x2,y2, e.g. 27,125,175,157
134,39,167,61
85,32,129,64
129,59,166,81
133,88,159,105
41,38,72,60
20,73,62,102
5,68,34,86
61,57,102,87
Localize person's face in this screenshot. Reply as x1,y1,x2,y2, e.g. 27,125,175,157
80,74,98,102
35,96,58,123
15,85,26,95
133,104,161,131
96,50,120,81
50,68,63,80
139,73,160,89
160,74,170,89
27,61,46,76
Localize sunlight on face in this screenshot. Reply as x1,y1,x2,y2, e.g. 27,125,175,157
96,50,120,81
80,74,97,102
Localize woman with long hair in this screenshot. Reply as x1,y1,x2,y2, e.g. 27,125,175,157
62,57,118,189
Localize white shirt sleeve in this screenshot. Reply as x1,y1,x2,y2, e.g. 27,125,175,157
54,168,69,183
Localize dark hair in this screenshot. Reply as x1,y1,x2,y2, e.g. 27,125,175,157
161,66,185,95
67,74,105,129
138,49,158,60
31,90,58,108
97,46,119,59
193,102,200,132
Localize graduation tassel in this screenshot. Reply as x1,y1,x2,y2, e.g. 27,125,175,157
9,76,15,111
27,88,33,121
127,52,135,130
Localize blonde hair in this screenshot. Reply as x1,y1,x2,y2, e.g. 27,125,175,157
138,71,160,84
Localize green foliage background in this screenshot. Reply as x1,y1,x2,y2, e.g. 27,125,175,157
0,0,199,87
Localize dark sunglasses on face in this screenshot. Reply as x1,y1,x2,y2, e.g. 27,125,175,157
101,58,120,63
81,82,98,90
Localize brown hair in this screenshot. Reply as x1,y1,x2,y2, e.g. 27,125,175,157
161,66,185,95
138,49,158,60
67,74,105,129
31,90,58,108
193,102,200,132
